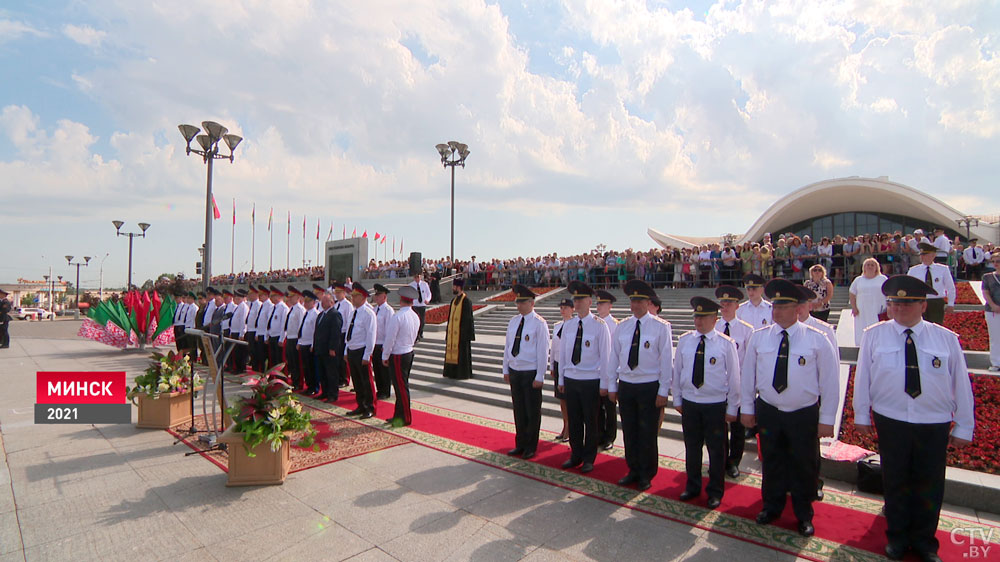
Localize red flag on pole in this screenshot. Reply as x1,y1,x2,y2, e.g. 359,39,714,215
362,230,368,238
232,198,236,225
268,207,273,230
287,211,290,234
374,232,380,241
352,227,357,237
302,214,306,235
252,202,255,226
400,237,403,254
316,219,320,240
381,234,387,244
327,224,333,241
342,225,346,239
212,196,221,220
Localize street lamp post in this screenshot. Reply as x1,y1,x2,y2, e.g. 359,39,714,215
435,141,470,264
957,216,979,241
66,255,91,319
113,221,150,290
178,121,242,293
99,252,110,300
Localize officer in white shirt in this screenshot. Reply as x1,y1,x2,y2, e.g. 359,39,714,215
333,283,355,387
409,273,432,340
229,289,250,373
282,287,306,388
741,279,839,537
381,286,421,426
180,292,198,360
714,285,754,479
673,296,740,508
962,238,985,280
595,289,619,451
550,298,575,442
296,290,320,395
243,286,262,372
907,243,955,325
558,281,612,474
854,275,974,562
345,282,378,419
172,292,189,353
254,286,274,371
371,284,395,400
931,226,951,264
202,287,218,330
265,286,288,372
220,289,236,338
502,285,550,460
737,274,772,329
608,280,672,491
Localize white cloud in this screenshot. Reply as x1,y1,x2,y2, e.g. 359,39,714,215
0,18,45,43
62,24,107,47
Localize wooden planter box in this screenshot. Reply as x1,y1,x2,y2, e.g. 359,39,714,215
135,388,201,429
217,425,291,486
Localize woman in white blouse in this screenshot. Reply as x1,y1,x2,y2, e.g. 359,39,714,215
848,258,888,345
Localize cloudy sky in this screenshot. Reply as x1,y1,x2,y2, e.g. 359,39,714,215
1,1,998,288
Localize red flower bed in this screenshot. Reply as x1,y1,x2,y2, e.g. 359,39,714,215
840,366,1000,474
943,311,989,351
425,304,486,324
485,286,559,303
955,282,982,305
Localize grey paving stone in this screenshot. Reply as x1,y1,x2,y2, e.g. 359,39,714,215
335,495,461,545
0,511,23,555
206,514,371,561
343,548,401,562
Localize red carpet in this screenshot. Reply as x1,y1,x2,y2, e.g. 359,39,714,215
312,390,999,561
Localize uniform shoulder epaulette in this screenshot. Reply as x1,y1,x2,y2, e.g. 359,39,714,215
927,322,959,338
679,329,697,340
802,323,827,337
862,320,890,333
594,316,606,324
751,323,771,333
717,331,735,343
736,318,754,330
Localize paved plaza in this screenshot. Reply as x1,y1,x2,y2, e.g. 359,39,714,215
1,320,998,561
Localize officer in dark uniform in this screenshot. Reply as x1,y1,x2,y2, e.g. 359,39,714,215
0,289,12,348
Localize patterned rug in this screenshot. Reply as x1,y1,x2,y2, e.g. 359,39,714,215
168,407,410,473
297,389,1000,562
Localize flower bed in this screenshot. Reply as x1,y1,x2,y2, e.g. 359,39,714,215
839,366,1000,474
955,282,982,305
485,287,559,303
943,311,989,351
425,304,487,324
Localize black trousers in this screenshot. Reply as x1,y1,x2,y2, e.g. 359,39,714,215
923,299,945,325
0,320,9,347
618,381,660,481
173,325,185,352
874,412,950,554
565,378,601,463
414,306,426,338
242,332,255,373
390,352,415,424
756,399,819,522
372,344,391,397
681,400,727,498
726,409,746,469
598,395,617,446
508,369,542,454
339,336,350,385
268,336,282,372
256,336,268,371
315,353,339,400
299,346,315,391
347,348,376,413
285,338,300,385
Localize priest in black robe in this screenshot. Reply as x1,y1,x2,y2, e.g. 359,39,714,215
442,278,475,379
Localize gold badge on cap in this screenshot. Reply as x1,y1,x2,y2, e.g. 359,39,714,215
775,292,782,298
643,341,650,349
798,356,806,366
696,305,703,312
709,357,717,365
585,340,591,348
897,290,907,297
932,357,941,368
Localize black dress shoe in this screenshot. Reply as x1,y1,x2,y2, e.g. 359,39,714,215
816,479,825,501
726,464,740,478
679,490,699,501
884,543,907,560
507,448,524,457
376,393,390,400
520,451,536,460
561,458,583,469
600,442,614,451
706,497,722,509
636,480,651,491
580,462,594,473
360,411,374,419
797,521,815,537
756,511,779,525
617,473,638,486
345,408,364,416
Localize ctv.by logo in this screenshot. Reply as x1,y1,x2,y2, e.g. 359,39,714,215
950,527,995,559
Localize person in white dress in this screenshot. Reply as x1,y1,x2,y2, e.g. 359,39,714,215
849,258,888,346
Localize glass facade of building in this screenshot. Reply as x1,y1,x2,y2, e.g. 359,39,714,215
773,211,964,242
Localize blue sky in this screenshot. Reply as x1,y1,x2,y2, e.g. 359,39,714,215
1,1,998,288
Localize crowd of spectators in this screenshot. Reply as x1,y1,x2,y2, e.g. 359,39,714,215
209,266,325,286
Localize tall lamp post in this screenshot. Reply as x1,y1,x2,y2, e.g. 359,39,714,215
113,221,150,291
435,141,470,264
178,121,242,293
66,255,91,319
98,252,110,300
957,216,979,241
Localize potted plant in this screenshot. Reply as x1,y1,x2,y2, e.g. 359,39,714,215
127,350,203,429
218,365,317,486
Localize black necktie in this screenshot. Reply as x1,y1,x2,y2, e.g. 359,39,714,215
773,329,789,393
267,307,277,330
557,325,563,338
904,328,921,398
925,265,933,286
347,310,357,340
284,308,292,332
628,319,641,369
724,322,730,337
571,319,583,365
417,284,423,303
512,316,524,356
297,311,308,339
692,335,705,388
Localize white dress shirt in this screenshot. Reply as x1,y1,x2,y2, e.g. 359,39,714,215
963,245,985,266
297,307,318,347
381,306,420,361
740,321,840,425
609,313,673,396
601,313,618,341
335,298,354,334
266,301,288,338
374,302,395,345
907,263,956,306
409,280,431,308
737,299,773,329
932,234,951,259
245,299,262,334
255,299,274,336
715,315,754,366
854,319,975,441
229,301,249,337
503,311,550,383
558,313,612,387
183,303,198,329
804,315,839,360
345,302,377,360
221,301,236,331
281,302,305,343
172,302,188,327
202,300,217,326
671,329,741,416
